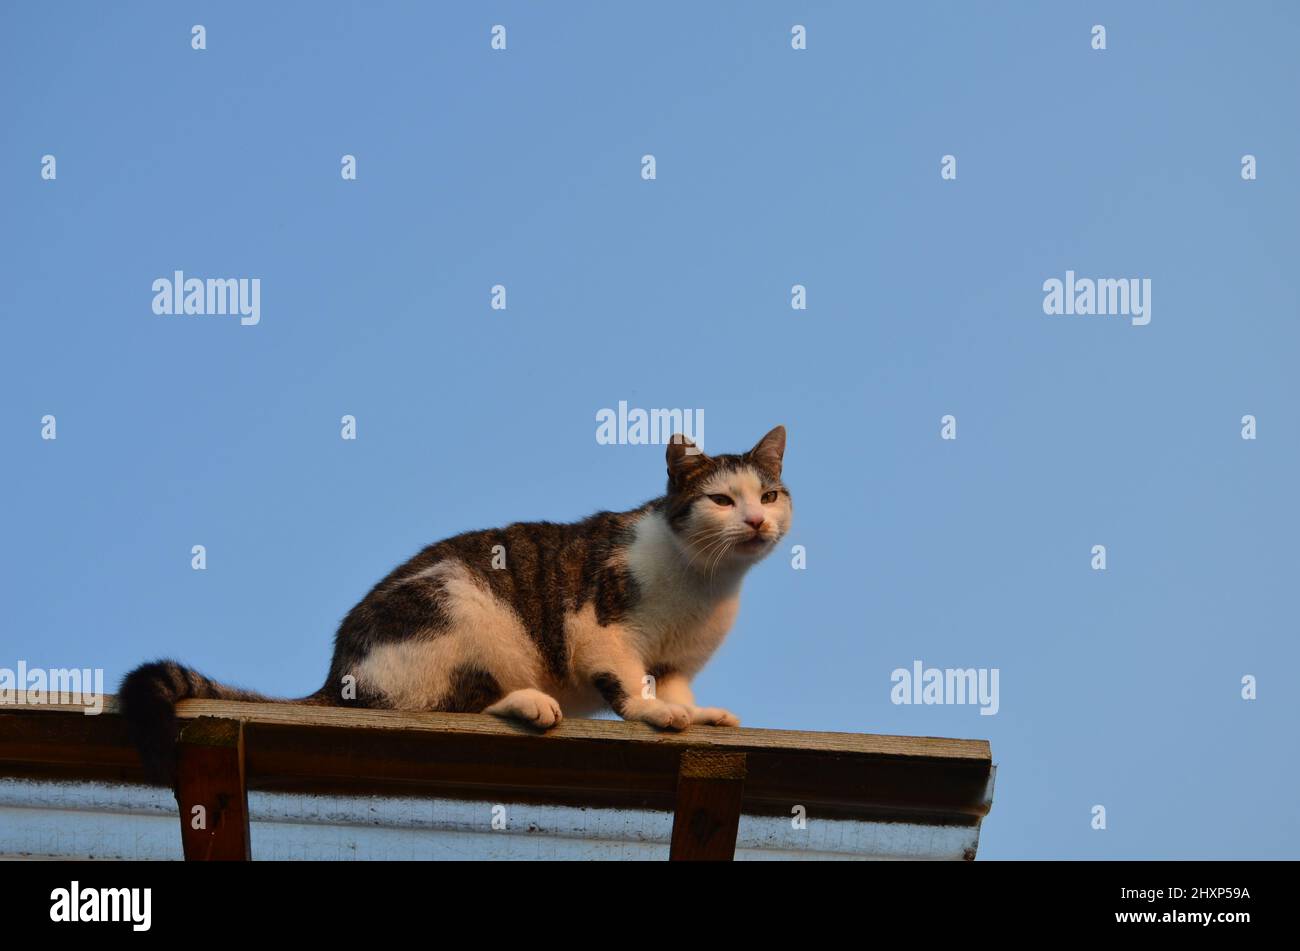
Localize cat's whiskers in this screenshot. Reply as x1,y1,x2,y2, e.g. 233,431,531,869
700,528,752,584
682,526,731,559
684,531,733,573
707,532,743,582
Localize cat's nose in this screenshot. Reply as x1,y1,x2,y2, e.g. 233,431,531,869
743,513,765,530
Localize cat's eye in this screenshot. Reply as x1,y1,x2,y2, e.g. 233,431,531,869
761,490,779,504
708,494,734,507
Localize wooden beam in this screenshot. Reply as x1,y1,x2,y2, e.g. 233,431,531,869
670,750,747,860
0,695,995,829
174,717,250,861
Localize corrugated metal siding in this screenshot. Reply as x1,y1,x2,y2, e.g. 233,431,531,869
0,778,982,861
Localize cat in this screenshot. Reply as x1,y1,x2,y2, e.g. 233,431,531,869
120,426,791,784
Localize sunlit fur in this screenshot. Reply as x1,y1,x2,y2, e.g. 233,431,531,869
674,466,792,580
119,426,792,783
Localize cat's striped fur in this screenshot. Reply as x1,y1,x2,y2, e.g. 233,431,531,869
120,426,791,784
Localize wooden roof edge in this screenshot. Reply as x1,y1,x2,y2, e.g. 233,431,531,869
0,693,993,763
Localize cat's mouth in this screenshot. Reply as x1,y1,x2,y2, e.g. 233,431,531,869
735,534,772,552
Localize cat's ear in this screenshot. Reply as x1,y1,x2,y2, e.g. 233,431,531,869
666,434,710,489
747,425,786,476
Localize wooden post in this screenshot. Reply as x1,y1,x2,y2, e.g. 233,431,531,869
174,717,251,861
669,749,746,861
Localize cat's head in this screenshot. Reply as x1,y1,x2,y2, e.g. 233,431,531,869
662,425,792,570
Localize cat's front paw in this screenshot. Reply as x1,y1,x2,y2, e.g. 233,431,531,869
623,698,691,731
484,688,563,729
689,706,741,727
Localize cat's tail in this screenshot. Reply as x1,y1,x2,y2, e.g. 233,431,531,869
118,659,334,786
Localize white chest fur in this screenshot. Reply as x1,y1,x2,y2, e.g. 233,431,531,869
622,511,745,676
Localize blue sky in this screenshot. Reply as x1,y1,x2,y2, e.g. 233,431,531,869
2,1,1297,859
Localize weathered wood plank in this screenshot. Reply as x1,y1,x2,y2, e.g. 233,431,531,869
1,694,992,760
669,750,747,860
0,694,995,826
175,718,250,861
171,698,991,761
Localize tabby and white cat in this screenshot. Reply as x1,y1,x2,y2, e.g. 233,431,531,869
121,426,791,782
